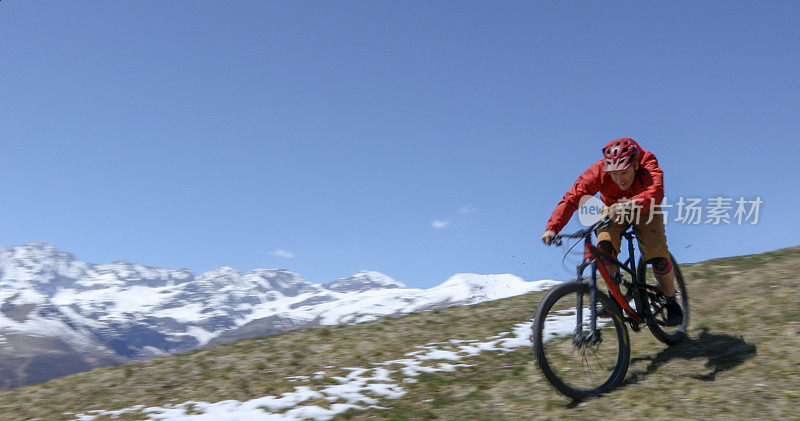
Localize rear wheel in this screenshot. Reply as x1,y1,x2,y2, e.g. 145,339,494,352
637,253,689,345
532,282,631,400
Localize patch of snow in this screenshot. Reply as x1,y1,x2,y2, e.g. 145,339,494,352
2,288,47,305
142,346,169,357
72,313,581,421
185,326,217,347
154,304,207,324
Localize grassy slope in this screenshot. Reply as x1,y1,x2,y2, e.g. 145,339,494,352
1,246,798,420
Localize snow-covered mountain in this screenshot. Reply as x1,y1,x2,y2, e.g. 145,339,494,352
0,242,558,388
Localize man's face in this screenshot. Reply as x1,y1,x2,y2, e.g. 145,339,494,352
609,165,637,190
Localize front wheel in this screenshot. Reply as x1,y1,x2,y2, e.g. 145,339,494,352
531,282,631,400
637,253,689,345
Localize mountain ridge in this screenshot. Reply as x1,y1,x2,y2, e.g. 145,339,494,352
0,241,554,388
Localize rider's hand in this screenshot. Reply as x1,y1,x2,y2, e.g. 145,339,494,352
541,230,557,245
608,200,633,224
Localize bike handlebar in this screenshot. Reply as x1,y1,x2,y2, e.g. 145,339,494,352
550,216,612,247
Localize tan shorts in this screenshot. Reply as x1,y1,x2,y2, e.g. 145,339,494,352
596,206,670,262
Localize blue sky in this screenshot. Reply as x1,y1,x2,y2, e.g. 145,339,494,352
1,1,798,288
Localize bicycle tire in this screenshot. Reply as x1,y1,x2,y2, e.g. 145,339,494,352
637,253,689,345
532,282,631,400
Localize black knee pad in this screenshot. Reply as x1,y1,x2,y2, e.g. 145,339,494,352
648,257,673,275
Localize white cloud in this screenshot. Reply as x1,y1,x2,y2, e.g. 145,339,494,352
459,205,478,214
431,219,451,229
269,249,295,258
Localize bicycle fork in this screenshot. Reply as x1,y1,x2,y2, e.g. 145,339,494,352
572,261,601,348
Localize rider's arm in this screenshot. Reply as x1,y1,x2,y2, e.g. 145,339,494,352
628,151,664,212
545,160,602,234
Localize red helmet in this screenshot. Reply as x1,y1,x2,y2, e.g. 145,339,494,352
602,138,639,171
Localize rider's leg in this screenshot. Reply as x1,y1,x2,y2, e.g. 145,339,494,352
597,240,619,276
637,208,682,325
636,208,676,296
595,210,625,279
650,257,682,326
650,257,676,297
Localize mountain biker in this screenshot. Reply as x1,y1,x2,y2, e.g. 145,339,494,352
540,138,683,326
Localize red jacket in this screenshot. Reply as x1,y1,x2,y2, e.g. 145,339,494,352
545,140,664,234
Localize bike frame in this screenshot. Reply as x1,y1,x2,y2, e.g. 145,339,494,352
572,226,645,344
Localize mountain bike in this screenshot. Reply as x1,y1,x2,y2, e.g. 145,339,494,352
531,216,689,400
